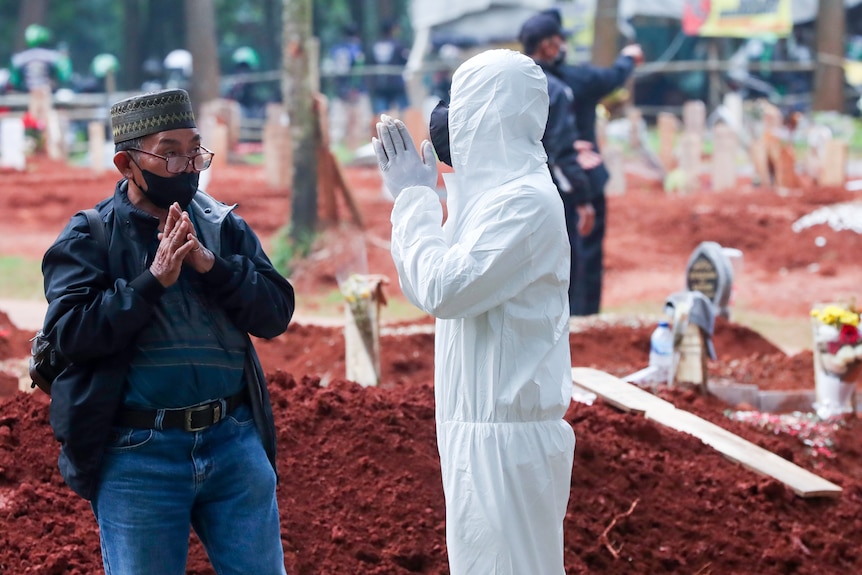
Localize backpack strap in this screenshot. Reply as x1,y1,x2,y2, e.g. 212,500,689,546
31,209,108,394
81,208,107,251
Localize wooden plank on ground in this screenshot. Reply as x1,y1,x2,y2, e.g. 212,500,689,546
571,367,842,499
571,367,676,415
646,408,841,499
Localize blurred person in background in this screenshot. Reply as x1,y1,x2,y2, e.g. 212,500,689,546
75,53,120,93
329,23,366,104
542,8,643,316
520,12,597,317
368,19,410,124
373,49,575,574
163,49,193,91
226,46,267,118
9,24,71,93
327,23,367,148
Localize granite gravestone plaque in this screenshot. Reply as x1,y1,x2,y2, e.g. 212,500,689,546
685,241,733,318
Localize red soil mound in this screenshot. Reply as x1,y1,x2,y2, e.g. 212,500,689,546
2,156,861,573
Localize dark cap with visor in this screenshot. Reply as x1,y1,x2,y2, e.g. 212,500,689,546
519,13,568,55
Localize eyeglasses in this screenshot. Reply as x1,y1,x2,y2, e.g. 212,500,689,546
128,147,214,173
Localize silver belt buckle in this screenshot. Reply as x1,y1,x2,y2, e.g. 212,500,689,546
184,402,221,432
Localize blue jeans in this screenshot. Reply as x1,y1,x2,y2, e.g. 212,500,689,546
91,404,286,575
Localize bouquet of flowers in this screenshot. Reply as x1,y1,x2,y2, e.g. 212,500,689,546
22,111,45,155
811,303,862,379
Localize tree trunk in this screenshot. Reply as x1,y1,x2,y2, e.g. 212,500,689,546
813,0,846,112
122,0,143,91
14,0,49,52
185,0,221,112
283,0,318,240
591,0,619,67
264,0,283,71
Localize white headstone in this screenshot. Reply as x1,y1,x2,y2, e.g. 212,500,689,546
683,100,706,135
711,123,737,191
657,112,679,172
45,109,67,160
88,121,106,173
603,143,625,195
342,275,386,387
0,118,26,170
721,92,744,133
263,103,292,189
819,139,848,188
678,132,702,193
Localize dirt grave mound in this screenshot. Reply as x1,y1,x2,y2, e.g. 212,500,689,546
1,317,861,574
2,157,862,573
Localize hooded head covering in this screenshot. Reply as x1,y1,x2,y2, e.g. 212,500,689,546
110,88,196,144
448,49,548,191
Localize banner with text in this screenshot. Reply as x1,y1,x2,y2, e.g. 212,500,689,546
683,0,793,38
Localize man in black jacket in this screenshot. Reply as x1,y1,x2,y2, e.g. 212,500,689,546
41,88,294,574
520,13,597,316
543,8,643,315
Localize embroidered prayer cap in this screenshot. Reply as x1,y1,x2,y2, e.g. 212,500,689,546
110,88,196,144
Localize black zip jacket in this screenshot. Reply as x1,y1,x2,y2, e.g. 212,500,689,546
539,63,592,206
42,180,295,500
554,54,637,194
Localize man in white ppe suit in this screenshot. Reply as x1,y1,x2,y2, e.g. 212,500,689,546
372,49,575,574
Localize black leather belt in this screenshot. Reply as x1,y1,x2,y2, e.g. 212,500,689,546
115,389,248,432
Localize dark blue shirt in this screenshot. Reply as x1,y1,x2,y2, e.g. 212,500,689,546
124,216,247,409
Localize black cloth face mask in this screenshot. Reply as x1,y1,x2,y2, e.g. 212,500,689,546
129,156,199,209
428,99,452,167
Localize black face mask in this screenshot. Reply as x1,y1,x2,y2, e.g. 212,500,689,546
130,157,199,209
429,99,452,167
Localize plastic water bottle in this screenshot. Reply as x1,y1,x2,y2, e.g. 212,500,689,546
649,321,674,382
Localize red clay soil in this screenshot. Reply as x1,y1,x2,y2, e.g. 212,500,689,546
1,157,862,573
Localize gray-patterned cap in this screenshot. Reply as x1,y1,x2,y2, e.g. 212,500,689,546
110,88,196,144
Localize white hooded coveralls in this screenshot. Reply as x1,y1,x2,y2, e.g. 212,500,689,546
390,49,575,574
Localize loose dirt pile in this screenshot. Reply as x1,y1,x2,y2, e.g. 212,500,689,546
1,158,861,573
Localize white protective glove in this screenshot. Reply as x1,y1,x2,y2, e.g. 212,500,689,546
372,115,438,200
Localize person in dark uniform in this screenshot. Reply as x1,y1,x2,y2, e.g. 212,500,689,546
368,20,410,116
543,8,643,316
520,12,597,316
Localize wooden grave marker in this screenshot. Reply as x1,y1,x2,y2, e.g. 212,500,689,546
657,112,679,172
262,103,292,190
88,121,106,173
819,138,848,188
678,132,702,194
711,123,737,192
682,100,706,136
